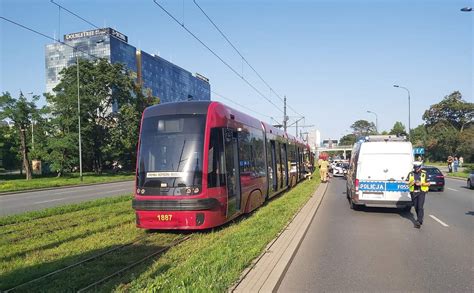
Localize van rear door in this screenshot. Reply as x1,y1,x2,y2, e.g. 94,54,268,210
358,153,411,181
357,153,412,202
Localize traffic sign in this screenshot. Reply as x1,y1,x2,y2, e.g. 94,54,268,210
413,147,425,155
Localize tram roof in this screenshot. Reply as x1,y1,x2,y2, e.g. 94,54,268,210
144,101,212,117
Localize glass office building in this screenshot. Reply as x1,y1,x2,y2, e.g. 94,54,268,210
45,28,210,106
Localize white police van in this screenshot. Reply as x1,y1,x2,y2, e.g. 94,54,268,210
346,135,413,210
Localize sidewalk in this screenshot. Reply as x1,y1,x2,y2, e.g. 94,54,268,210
231,181,329,292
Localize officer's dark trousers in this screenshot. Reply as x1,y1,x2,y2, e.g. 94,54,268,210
411,191,426,224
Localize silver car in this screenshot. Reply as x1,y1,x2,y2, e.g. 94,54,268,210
468,172,474,189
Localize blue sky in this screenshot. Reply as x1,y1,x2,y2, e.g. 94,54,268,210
1,0,472,140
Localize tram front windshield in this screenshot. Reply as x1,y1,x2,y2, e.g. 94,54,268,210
137,114,206,195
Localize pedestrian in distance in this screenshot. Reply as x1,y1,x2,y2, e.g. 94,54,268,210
319,158,330,183
453,156,459,173
459,156,464,168
447,156,453,173
407,162,430,229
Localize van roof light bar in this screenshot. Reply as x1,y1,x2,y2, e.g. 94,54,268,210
358,135,408,142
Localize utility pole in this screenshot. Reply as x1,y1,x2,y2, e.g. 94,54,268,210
283,96,286,132
287,116,313,139
296,119,298,137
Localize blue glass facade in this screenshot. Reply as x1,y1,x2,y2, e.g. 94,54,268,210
139,51,210,102
45,28,210,105
110,37,137,78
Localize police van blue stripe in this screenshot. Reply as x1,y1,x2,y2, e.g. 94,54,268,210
359,181,409,192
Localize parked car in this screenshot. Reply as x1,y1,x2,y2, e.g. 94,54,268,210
468,171,474,189
423,166,445,191
332,162,349,177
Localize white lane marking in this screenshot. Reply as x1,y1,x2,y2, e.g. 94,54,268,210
35,198,68,204
429,214,449,227
447,187,459,192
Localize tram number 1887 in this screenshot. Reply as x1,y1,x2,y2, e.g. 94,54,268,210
157,214,173,221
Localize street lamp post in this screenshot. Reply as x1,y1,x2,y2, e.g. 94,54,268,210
26,92,34,150
366,110,378,134
75,50,83,182
393,85,411,139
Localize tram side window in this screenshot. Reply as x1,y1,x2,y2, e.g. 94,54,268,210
266,139,273,177
208,128,225,187
275,141,282,187
238,130,252,175
237,128,266,178
251,128,266,177
281,143,288,184
288,144,296,173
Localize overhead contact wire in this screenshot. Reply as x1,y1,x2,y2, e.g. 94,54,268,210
49,0,126,44
212,90,272,119
50,0,99,29
152,0,284,114
0,16,102,61
193,0,303,118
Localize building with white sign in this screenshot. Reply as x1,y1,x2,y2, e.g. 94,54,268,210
45,28,210,108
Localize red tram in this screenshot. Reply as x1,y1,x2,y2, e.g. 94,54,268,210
132,101,313,230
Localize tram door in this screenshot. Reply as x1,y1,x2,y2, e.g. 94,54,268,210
224,129,241,217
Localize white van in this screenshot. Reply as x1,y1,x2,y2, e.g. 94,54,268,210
346,135,413,210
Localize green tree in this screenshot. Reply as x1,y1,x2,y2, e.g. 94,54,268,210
107,85,158,170
350,120,376,136
0,92,41,179
339,133,356,146
389,121,407,136
0,122,21,171
456,125,474,162
422,91,473,161
423,91,473,132
46,58,145,174
410,124,428,148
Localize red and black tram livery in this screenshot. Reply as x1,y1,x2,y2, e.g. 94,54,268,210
133,101,313,230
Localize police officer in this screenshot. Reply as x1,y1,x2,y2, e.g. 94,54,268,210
407,162,430,228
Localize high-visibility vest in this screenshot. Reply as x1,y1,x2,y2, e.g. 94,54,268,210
408,171,429,192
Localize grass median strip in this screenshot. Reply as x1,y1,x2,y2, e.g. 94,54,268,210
0,172,134,193
116,175,320,292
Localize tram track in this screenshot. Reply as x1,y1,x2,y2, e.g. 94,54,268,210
77,235,191,292
3,234,190,292
3,234,149,292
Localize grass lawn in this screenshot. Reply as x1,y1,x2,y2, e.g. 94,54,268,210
0,171,320,292
0,172,134,193
445,172,469,179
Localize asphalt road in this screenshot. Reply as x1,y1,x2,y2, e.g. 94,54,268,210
0,181,134,216
278,177,473,292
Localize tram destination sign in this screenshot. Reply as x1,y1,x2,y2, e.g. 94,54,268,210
64,28,128,43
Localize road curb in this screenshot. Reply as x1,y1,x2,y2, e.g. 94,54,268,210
231,181,329,292
0,179,134,196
